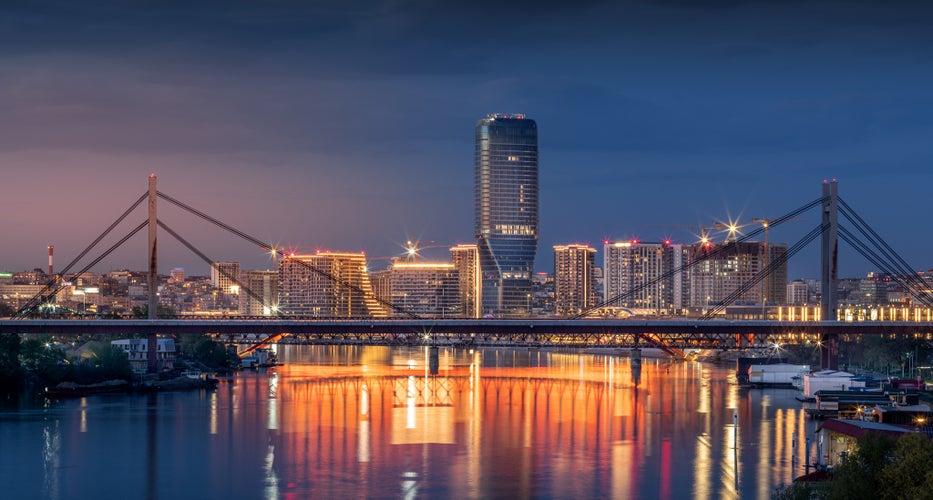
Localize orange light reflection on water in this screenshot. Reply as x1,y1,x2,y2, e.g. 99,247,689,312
213,346,814,499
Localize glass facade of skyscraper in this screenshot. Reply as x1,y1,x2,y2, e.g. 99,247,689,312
475,114,538,316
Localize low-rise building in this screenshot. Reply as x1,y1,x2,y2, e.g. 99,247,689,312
111,338,176,373
816,419,914,469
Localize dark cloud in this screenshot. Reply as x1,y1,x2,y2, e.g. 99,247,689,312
1,0,933,277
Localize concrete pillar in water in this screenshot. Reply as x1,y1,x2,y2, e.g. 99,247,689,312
429,346,439,375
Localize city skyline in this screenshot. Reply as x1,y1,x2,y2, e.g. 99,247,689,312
2,1,933,280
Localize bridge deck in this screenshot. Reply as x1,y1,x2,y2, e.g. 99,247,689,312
3,318,932,337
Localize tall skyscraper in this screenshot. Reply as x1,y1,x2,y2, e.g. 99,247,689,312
475,113,538,317
553,244,596,316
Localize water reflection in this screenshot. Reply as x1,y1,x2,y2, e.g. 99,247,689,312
41,413,60,499
2,345,819,499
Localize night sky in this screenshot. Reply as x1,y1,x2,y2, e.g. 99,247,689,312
2,0,932,280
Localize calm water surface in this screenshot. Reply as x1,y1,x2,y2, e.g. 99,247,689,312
0,346,818,499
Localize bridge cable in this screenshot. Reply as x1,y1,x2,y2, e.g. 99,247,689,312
700,222,824,319
838,228,932,308
700,222,826,319
14,192,147,317
14,220,149,317
838,198,932,303
572,196,825,319
837,220,933,306
839,198,922,279
838,227,933,309
157,220,280,317
156,191,420,319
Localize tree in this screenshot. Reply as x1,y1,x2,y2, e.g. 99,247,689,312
131,304,177,319
0,333,22,386
19,337,69,383
87,344,133,382
179,335,234,370
828,432,896,500
878,433,933,500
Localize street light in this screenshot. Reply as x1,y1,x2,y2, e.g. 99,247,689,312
714,220,745,243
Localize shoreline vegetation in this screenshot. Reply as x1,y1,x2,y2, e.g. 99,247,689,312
0,333,236,399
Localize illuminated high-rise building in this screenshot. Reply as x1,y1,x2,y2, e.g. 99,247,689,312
553,244,596,316
211,261,240,295
603,241,688,313
475,113,538,317
450,244,481,318
238,270,278,316
370,261,459,318
688,241,787,307
278,252,387,318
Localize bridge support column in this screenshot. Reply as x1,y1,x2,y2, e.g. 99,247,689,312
147,174,158,374
631,347,642,367
820,180,839,370
819,334,839,371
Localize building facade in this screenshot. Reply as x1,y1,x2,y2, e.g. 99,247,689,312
450,244,481,318
787,279,809,305
475,114,538,317
111,338,176,373
688,241,787,308
553,244,596,316
211,261,241,295
238,270,279,316
278,252,386,318
603,241,688,313
371,261,460,318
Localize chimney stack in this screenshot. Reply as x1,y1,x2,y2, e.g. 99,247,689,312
48,245,54,275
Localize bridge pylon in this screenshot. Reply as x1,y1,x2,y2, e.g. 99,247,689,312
147,174,158,373
820,179,839,370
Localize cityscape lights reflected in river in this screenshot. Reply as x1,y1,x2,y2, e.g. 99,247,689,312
0,345,819,499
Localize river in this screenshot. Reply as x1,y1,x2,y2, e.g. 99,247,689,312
0,345,818,499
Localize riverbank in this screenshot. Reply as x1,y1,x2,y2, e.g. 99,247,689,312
44,374,218,398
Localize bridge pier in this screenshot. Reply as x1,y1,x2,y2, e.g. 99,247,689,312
819,334,839,371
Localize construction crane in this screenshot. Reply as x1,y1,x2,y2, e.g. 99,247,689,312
751,217,805,304
646,223,719,247
403,240,452,262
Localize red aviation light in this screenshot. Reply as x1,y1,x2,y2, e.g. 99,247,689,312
664,239,671,246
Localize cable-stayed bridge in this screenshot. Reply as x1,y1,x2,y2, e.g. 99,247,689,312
3,177,933,371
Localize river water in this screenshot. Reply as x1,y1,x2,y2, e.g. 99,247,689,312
0,345,818,499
